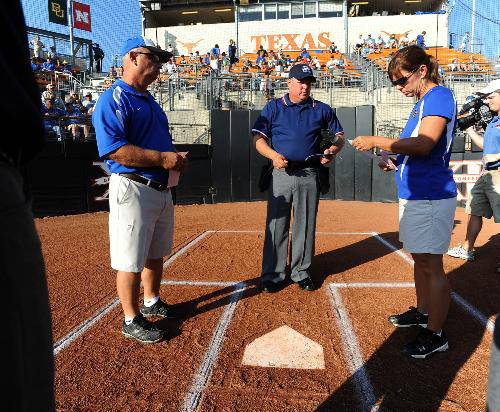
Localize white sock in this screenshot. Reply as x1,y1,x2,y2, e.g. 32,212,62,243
144,296,160,307
124,316,134,325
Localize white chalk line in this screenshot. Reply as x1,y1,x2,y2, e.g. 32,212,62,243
209,230,374,235
371,232,494,333
328,284,378,411
161,280,240,287
54,231,212,356
181,282,246,412
53,297,120,356
163,231,212,269
333,282,415,288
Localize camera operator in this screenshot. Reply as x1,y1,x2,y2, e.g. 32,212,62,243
447,79,500,272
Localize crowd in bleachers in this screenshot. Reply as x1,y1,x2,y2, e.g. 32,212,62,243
40,84,95,141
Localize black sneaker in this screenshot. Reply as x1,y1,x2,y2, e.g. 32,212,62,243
122,314,164,343
140,299,178,318
388,306,428,328
402,328,448,359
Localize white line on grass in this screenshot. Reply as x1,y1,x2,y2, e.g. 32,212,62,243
182,282,246,412
53,231,211,356
328,284,379,411
371,232,494,333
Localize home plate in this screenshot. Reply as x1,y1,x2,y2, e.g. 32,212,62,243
242,325,325,369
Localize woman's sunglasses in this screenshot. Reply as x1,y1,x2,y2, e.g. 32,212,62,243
391,68,419,87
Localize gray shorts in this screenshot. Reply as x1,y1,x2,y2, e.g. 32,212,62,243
109,174,174,272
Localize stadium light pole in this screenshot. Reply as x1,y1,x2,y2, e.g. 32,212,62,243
233,0,239,57
67,0,75,66
470,0,476,53
343,0,348,55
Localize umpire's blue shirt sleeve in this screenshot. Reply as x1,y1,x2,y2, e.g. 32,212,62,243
92,86,130,158
326,106,344,136
252,100,274,139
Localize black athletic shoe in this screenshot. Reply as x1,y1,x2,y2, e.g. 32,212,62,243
140,299,178,318
402,327,448,359
388,306,428,328
122,314,164,344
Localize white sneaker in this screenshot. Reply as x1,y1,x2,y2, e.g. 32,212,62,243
446,244,475,261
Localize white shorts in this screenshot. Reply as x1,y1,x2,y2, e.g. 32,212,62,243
398,197,456,254
109,174,174,272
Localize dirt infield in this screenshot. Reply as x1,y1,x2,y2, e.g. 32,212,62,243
35,200,499,411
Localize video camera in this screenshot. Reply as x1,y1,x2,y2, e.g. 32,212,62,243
457,94,494,131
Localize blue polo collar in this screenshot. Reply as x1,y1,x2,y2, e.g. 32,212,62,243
282,93,316,108
115,79,150,97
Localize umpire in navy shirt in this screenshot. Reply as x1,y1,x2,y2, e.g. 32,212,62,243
252,64,345,292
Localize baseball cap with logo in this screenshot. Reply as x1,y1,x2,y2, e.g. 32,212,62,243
288,64,316,82
121,36,172,63
478,79,500,96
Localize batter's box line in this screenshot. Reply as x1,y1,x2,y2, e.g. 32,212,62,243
328,280,495,412
206,230,376,235
54,231,213,357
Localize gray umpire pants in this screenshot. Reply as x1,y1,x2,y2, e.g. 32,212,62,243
262,167,319,284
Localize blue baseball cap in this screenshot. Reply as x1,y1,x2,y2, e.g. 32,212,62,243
288,64,316,82
121,36,172,62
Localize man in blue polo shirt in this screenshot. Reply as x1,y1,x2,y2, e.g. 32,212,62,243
252,63,344,293
448,79,500,269
92,36,186,344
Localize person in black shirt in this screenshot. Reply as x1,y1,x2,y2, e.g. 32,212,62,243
0,1,55,410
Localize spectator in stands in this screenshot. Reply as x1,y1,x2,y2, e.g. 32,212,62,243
41,83,55,101
163,58,177,74
459,32,470,53
228,39,237,68
326,55,337,71
375,35,386,51
300,48,311,60
416,31,427,49
221,52,230,73
355,34,364,54
448,58,461,72
466,56,479,71
30,34,45,59
311,56,321,70
47,46,58,63
65,95,87,141
365,34,376,47
211,44,220,59
188,52,195,63
42,98,65,141
388,34,398,49
179,55,187,65
203,53,210,66
31,57,41,71
166,43,174,54
257,45,268,58
60,60,72,73
328,42,338,54
41,57,55,71
209,51,219,73
82,93,95,113
256,54,266,69
91,43,105,73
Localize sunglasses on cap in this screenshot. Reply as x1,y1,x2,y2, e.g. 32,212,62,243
390,67,419,87
133,51,161,63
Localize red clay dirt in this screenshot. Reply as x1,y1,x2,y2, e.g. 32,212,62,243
35,200,499,411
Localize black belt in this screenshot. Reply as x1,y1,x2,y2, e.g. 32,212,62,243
286,159,321,170
119,173,169,191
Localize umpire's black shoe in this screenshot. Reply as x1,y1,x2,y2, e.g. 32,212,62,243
402,327,448,359
261,280,282,293
297,277,315,291
122,314,164,344
140,299,178,319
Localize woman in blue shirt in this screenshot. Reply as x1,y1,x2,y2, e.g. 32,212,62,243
352,45,457,359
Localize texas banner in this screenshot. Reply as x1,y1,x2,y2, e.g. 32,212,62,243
48,0,68,26
73,1,92,32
